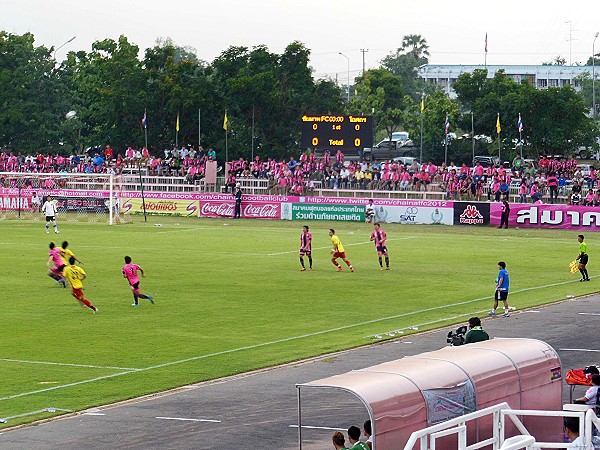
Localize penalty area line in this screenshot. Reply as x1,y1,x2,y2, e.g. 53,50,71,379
267,236,417,256
0,275,589,402
0,358,142,371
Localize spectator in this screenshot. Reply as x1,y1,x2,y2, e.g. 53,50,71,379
519,180,528,203
499,199,510,229
347,426,369,450
363,420,373,449
464,317,490,344
570,181,582,205
562,416,583,448
332,431,346,450
574,373,600,407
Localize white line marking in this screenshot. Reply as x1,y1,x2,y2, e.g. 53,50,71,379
559,348,600,353
0,358,141,371
289,425,346,431
82,412,105,416
578,312,600,316
267,236,416,256
156,416,221,423
0,276,591,402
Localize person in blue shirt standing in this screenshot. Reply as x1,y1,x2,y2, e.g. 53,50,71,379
489,261,511,317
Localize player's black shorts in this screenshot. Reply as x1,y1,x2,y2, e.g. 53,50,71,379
581,254,589,265
495,290,508,301
376,246,388,254
45,216,55,222
132,282,140,290
57,264,66,272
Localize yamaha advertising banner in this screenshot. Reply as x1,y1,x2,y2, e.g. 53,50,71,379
453,202,490,226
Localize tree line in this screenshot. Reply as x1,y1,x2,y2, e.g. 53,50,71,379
0,31,597,163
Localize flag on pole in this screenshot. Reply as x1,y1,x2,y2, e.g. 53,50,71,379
496,113,501,134
445,115,450,135
485,33,488,53
420,96,425,113
141,109,147,129
176,113,180,132
223,112,228,131
518,113,523,133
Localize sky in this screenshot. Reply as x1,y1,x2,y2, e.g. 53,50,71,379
3,0,600,83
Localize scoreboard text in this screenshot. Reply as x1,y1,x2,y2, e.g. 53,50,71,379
300,115,373,150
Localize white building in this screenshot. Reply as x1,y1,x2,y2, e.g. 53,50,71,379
417,64,594,98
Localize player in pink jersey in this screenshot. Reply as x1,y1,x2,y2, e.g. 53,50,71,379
122,256,154,306
370,223,390,270
47,242,66,287
299,225,313,271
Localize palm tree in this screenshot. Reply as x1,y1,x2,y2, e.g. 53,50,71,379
401,34,430,62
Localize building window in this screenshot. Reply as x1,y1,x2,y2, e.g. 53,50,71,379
548,79,559,87
574,79,581,88
538,79,548,88
561,79,570,86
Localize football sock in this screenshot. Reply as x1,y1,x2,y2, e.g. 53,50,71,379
583,268,589,279
385,256,390,268
299,257,305,268
378,257,383,267
139,294,149,299
81,299,94,309
345,259,352,267
308,256,312,268
580,268,586,278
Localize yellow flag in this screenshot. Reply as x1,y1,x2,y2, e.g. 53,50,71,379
569,260,579,274
223,112,228,131
420,97,424,113
176,113,180,132
496,113,501,134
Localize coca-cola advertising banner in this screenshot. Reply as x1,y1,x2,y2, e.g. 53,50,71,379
199,200,281,219
453,202,490,226
490,203,600,230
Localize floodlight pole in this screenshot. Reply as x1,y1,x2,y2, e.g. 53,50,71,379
339,52,350,102
593,32,599,119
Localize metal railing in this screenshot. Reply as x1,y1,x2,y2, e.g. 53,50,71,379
402,403,600,450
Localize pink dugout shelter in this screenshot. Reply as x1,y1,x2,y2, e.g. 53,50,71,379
296,338,562,449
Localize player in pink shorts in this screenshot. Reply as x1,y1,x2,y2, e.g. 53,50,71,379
47,242,66,287
122,256,154,306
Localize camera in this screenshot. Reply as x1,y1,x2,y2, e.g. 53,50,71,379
447,325,468,346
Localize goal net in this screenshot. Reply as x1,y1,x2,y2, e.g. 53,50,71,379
0,172,131,225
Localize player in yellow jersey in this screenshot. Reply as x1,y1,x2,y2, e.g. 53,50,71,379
329,228,354,272
60,241,83,265
63,256,98,313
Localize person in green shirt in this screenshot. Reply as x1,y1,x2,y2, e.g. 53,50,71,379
523,162,536,178
577,234,590,281
464,317,490,344
347,426,370,449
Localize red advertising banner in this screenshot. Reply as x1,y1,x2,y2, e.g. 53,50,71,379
199,200,281,219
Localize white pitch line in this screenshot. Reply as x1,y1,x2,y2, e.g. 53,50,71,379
156,416,221,423
267,236,416,256
578,312,600,316
0,358,142,371
289,425,346,431
82,412,106,416
0,276,592,402
559,348,600,353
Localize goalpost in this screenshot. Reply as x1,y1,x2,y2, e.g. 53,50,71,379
0,172,131,225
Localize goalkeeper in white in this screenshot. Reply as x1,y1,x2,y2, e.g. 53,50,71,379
41,195,59,234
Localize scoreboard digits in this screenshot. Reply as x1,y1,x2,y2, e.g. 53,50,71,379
301,115,373,150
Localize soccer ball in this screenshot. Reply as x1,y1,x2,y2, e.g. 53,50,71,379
65,110,77,120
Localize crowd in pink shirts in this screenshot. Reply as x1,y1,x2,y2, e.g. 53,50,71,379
1,146,592,204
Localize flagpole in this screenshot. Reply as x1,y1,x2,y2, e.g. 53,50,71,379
198,108,201,147
251,104,255,161
419,93,424,165
484,32,488,68
471,111,475,165
496,112,502,161
176,112,179,148
224,109,228,165
143,108,148,150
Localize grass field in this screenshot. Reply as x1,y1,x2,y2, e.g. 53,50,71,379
0,216,596,428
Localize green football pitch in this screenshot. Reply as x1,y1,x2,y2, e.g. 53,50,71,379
0,217,595,427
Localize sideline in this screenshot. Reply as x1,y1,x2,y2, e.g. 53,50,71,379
0,276,594,402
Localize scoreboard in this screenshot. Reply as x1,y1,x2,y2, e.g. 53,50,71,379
300,115,373,150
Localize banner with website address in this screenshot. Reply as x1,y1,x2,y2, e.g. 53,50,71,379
289,204,365,221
